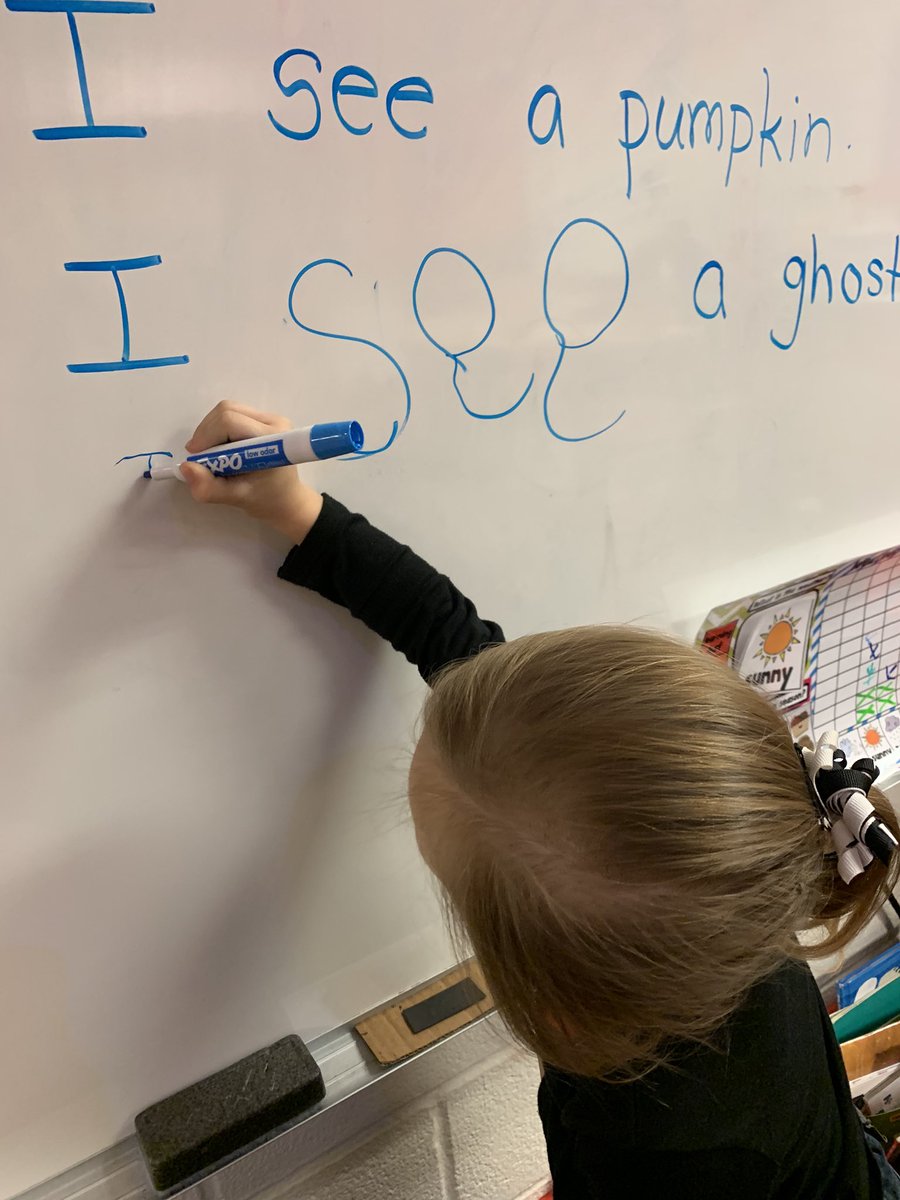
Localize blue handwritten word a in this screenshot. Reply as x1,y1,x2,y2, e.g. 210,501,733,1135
770,234,900,351
619,68,832,198
527,85,564,149
5,0,153,140
65,255,189,373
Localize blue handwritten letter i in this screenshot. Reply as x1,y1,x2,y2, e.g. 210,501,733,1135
64,255,189,373
5,0,154,140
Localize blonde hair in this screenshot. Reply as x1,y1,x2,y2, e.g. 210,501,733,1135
421,626,900,1080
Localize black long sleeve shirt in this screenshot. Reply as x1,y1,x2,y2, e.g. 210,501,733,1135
278,495,879,1200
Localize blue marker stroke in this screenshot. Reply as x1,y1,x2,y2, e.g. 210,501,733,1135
541,218,629,443
841,263,863,304
769,254,806,351
332,65,377,136
886,664,898,682
385,77,433,139
6,0,153,140
6,2,153,10
688,100,724,150
116,449,172,472
527,84,564,148
618,89,648,200
866,636,880,661
725,104,753,187
68,9,93,123
804,113,832,162
758,68,782,166
287,259,410,457
64,255,189,373
693,259,727,320
412,248,533,421
267,49,322,141
655,97,684,150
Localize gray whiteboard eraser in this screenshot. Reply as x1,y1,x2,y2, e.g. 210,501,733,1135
135,1034,325,1192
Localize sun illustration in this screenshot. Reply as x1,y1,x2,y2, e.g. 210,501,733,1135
755,612,801,664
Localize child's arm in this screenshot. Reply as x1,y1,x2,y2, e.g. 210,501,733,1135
182,403,504,681
277,496,505,681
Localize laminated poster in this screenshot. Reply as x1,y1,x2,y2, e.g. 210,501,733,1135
696,547,900,779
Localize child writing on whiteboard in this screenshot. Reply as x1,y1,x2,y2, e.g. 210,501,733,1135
183,401,900,1200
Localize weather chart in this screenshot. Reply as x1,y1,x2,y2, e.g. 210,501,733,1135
697,548,900,778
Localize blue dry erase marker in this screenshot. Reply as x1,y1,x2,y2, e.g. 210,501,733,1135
144,422,364,480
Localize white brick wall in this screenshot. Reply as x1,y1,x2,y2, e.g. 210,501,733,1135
259,1049,549,1200
440,1053,549,1200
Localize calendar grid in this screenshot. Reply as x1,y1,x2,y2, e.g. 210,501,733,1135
809,551,900,739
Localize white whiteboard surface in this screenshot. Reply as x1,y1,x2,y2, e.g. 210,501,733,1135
2,1,899,1192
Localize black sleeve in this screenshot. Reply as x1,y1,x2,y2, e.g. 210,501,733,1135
277,495,505,682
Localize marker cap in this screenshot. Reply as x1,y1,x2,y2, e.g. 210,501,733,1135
143,465,184,481
309,421,364,460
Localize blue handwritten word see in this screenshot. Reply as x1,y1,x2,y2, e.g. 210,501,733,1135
268,47,433,142
288,218,630,450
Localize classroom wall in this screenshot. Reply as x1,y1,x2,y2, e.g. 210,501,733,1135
6,2,900,1189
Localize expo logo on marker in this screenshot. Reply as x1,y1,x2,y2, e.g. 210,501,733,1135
198,452,243,475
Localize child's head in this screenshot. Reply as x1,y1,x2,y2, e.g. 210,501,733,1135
410,626,900,1080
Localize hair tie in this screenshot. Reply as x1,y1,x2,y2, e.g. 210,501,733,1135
795,730,898,885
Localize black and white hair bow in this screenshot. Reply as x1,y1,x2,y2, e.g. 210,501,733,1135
795,729,898,885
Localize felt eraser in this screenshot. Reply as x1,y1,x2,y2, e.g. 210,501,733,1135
135,1034,325,1192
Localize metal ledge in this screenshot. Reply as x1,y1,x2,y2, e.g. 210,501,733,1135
11,1011,512,1200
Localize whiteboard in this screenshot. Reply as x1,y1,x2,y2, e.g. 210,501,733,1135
2,1,899,1192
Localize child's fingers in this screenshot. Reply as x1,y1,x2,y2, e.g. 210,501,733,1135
186,402,289,453
180,461,226,502
180,462,253,508
186,407,269,453
213,402,289,425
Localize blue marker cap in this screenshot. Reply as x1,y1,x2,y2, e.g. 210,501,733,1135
309,421,365,460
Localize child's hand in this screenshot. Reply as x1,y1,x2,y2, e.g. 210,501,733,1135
181,402,324,544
